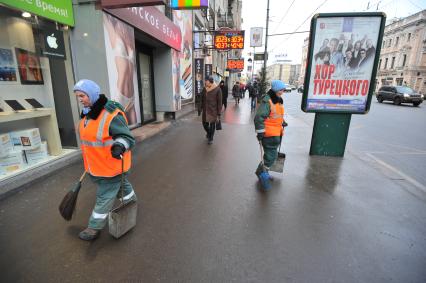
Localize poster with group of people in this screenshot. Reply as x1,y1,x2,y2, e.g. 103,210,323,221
304,14,385,113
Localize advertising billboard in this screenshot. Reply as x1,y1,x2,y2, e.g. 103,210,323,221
301,13,386,114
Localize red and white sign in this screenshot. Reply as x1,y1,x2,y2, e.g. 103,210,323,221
101,0,167,9
106,7,182,51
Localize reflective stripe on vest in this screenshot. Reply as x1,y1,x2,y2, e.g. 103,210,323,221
79,108,131,177
264,99,284,137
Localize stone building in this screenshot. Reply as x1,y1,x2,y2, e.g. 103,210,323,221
376,10,426,93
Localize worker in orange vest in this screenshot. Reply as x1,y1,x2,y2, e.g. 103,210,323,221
74,79,136,241
254,80,288,190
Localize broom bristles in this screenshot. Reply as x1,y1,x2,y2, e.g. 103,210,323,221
59,183,81,221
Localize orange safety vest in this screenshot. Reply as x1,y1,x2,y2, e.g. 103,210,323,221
264,99,285,137
79,108,131,177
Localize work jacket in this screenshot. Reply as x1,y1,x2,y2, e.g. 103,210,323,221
254,93,285,137
79,104,131,177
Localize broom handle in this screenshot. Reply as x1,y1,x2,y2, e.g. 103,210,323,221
79,171,87,182
120,154,124,202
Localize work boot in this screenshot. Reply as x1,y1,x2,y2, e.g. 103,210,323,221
79,228,100,241
259,172,272,191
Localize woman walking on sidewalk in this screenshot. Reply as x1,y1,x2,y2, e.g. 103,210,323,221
201,76,222,144
74,79,137,241
254,80,287,190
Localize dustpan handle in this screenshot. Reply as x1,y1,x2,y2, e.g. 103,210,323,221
120,155,124,202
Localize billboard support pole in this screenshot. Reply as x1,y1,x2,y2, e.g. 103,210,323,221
310,113,352,157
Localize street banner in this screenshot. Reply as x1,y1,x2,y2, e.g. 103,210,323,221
205,64,212,79
301,13,386,114
250,27,263,47
194,58,204,96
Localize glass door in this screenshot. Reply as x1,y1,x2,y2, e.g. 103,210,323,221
137,51,155,123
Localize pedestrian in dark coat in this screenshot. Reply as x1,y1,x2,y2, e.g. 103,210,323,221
232,82,241,105
219,80,228,110
201,76,222,144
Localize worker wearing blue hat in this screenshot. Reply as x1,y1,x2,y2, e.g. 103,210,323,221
254,80,288,190
73,79,137,240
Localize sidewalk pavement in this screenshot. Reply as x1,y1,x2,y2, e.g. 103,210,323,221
0,98,425,282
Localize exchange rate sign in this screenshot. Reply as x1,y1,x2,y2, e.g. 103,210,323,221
227,59,244,70
214,30,245,50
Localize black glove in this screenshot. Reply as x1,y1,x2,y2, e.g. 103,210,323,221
111,142,125,159
257,132,264,141
282,121,288,127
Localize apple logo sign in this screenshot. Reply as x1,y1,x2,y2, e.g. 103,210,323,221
46,33,58,49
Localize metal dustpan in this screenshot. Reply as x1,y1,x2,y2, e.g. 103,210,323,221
269,137,286,173
108,157,137,239
269,152,285,173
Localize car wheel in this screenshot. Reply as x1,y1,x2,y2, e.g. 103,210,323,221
413,102,421,107
393,97,401,105
377,95,383,103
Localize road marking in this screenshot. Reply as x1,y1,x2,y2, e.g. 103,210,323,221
366,153,426,194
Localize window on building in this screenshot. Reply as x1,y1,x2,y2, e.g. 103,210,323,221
384,58,388,69
382,40,385,48
391,57,395,69
395,37,399,47
379,59,382,69
408,33,411,42
402,54,407,67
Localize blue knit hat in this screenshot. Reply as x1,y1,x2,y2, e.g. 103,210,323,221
271,80,287,92
73,79,100,114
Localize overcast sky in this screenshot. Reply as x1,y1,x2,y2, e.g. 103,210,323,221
242,0,425,69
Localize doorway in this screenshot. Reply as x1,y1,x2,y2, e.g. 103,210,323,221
136,44,156,124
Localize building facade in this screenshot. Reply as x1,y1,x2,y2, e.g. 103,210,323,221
299,37,309,87
376,10,426,93
266,63,300,85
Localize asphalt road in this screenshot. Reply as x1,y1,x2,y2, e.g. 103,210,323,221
285,91,426,190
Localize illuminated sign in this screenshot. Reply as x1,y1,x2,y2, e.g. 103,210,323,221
170,0,208,9
227,59,244,70
214,30,245,50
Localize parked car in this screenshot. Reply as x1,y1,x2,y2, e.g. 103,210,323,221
376,85,424,107
285,85,296,92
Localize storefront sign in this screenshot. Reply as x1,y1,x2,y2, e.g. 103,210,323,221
170,0,208,10
100,0,166,9
106,7,182,51
194,58,204,96
205,64,212,79
301,13,386,113
227,59,244,70
250,27,263,47
214,30,245,50
0,0,74,26
40,27,66,59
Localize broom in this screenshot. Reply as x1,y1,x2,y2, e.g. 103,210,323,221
59,171,87,221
